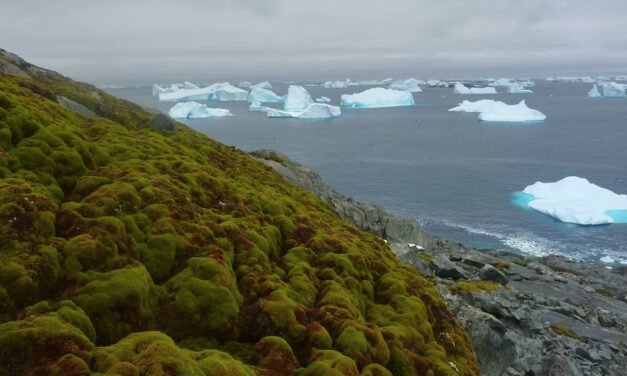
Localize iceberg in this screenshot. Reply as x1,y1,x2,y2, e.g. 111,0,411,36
184,81,200,90
427,80,449,87
489,78,517,87
453,82,497,95
316,96,331,103
508,85,533,94
152,84,165,96
389,79,423,93
284,85,314,112
265,103,341,119
478,100,546,122
519,176,627,225
340,88,415,108
600,82,626,97
168,101,232,119
251,81,273,90
249,101,267,112
449,100,546,122
588,84,601,98
238,81,252,88
159,82,248,102
323,80,349,88
248,87,285,103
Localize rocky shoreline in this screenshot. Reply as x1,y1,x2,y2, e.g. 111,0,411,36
252,149,627,376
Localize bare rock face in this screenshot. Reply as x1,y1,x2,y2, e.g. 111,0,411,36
479,264,508,284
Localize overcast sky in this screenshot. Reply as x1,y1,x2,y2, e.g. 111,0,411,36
1,0,626,84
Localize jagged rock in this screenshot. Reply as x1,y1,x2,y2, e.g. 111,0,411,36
479,265,508,284
430,255,469,279
544,355,582,376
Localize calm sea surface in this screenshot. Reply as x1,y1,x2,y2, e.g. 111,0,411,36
106,81,627,264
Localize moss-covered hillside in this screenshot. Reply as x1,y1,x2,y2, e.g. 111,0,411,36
0,51,479,375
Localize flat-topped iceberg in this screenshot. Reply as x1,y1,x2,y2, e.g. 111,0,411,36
265,103,341,119
453,82,497,94
159,82,248,102
341,88,415,108
248,87,285,103
478,100,546,122
168,101,232,119
316,96,331,103
449,99,546,122
588,84,601,98
389,78,423,92
284,85,314,112
323,80,349,88
508,85,533,94
518,176,627,225
427,80,449,87
600,82,626,97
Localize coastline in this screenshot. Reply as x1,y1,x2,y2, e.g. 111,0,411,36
252,149,627,376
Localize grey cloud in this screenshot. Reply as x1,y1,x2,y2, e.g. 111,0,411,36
0,0,625,84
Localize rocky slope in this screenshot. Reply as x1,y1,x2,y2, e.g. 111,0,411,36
253,149,627,376
0,49,479,375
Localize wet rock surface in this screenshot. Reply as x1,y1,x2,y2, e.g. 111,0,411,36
255,149,627,376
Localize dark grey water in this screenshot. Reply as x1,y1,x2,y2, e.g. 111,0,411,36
106,81,627,264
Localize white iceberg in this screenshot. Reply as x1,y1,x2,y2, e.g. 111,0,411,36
427,80,449,87
284,85,314,112
265,103,341,119
251,81,273,90
449,100,546,122
323,80,349,88
159,82,248,102
152,84,165,96
489,78,517,87
153,83,182,96
316,96,331,103
600,82,626,97
340,88,415,108
478,100,546,122
453,82,497,95
389,79,423,93
238,81,252,88
248,87,285,103
588,84,601,98
449,99,501,113
168,101,232,119
184,81,200,90
520,176,627,225
508,85,533,94
249,101,267,112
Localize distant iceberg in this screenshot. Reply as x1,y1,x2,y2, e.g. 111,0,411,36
517,176,627,225
600,82,626,97
478,100,546,122
153,83,182,96
389,79,423,93
168,101,232,119
449,99,546,122
316,96,331,103
453,82,497,95
588,84,601,98
323,80,349,88
184,81,200,90
341,88,415,108
508,85,533,94
248,101,266,112
159,82,248,102
265,103,341,119
284,85,314,112
489,78,517,87
248,87,285,103
251,81,273,90
427,80,449,88
238,81,252,88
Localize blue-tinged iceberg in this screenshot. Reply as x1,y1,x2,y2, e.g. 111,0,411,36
588,84,601,98
449,100,546,122
453,82,497,95
168,101,232,119
265,103,341,119
159,82,248,102
508,85,533,94
518,176,627,225
600,82,626,97
340,88,415,108
248,87,285,103
389,79,423,93
284,85,314,112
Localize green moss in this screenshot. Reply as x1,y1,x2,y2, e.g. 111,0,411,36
0,66,479,375
452,280,502,294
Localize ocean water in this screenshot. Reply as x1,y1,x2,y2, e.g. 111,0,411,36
106,81,627,264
